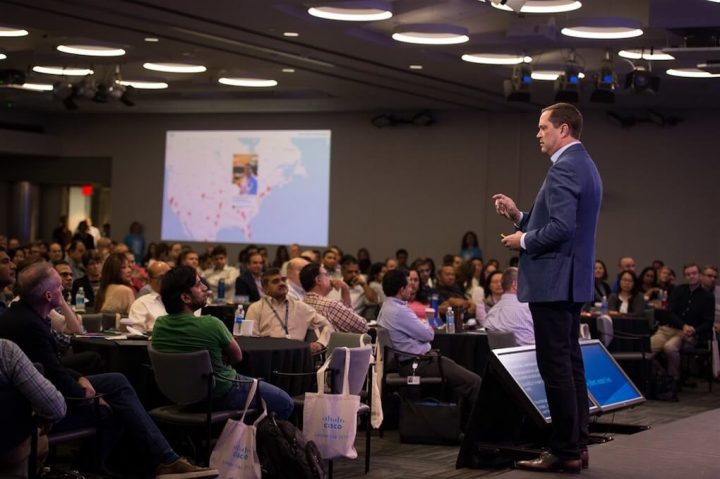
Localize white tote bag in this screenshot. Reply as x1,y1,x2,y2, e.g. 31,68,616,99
303,347,360,460
210,379,267,479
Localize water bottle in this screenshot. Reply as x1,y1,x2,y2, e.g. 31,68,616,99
430,293,440,326
75,287,86,313
233,304,244,336
217,279,226,304
446,306,456,334
600,295,608,315
660,289,668,309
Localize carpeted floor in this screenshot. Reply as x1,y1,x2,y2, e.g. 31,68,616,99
333,380,720,478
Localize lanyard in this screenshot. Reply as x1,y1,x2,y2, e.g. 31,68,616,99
265,298,289,335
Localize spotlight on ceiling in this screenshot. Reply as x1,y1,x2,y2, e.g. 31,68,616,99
625,67,659,94
591,50,618,103
107,66,135,106
503,62,533,101
554,54,581,102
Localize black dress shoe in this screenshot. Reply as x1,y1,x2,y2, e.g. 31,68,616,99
516,452,582,474
580,448,589,469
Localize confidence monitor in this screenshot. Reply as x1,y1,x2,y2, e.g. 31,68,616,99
580,339,645,412
491,345,601,427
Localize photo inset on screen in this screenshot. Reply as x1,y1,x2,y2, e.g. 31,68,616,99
232,153,258,195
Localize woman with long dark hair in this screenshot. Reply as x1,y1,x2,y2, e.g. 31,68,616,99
460,231,483,261
95,252,136,315
608,270,645,316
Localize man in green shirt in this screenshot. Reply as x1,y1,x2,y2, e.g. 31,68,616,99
152,266,293,419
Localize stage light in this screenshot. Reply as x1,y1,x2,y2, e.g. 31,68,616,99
554,56,581,102
504,62,533,102
591,50,617,103
625,67,659,94
489,0,528,12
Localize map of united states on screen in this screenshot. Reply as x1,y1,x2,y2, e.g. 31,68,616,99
161,130,331,245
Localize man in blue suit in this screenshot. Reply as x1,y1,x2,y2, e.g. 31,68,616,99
493,103,602,473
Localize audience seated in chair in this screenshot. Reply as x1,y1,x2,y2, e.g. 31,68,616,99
341,256,378,318
301,263,369,334
377,269,481,425
245,268,333,354
608,271,646,317
127,261,171,333
0,339,66,478
153,265,294,420
0,262,216,478
201,245,240,303
483,267,535,346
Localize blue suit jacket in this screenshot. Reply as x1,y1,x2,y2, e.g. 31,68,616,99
516,143,602,303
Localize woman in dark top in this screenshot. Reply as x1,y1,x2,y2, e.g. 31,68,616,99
593,260,612,303
608,271,646,316
638,266,661,301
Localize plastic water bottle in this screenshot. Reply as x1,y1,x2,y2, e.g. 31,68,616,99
75,287,86,313
233,304,244,336
446,307,456,334
217,279,226,304
430,293,440,325
600,295,608,315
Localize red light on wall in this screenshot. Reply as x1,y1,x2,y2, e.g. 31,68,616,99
81,185,93,196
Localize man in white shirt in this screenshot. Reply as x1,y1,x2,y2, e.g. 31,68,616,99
483,267,535,346
246,268,333,354
341,256,378,316
201,245,240,302
128,261,170,332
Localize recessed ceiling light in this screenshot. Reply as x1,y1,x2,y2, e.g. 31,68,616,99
281,68,296,73
33,66,94,76
462,53,533,65
0,54,6,60
666,68,720,78
218,77,278,87
561,19,643,40
143,62,206,73
531,70,586,81
144,37,160,42
283,32,300,37
409,64,423,70
618,49,674,61
0,27,28,37
308,1,392,21
118,80,169,89
393,24,469,45
57,44,126,56
3,82,54,92
489,0,582,14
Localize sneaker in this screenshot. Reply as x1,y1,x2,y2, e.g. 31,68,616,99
155,457,218,479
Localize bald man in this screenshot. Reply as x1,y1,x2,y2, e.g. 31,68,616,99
286,257,310,301
127,261,171,333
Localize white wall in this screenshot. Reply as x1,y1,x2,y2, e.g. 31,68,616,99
44,109,719,273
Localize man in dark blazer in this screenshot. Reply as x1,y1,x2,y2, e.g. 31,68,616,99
493,103,602,473
235,252,264,302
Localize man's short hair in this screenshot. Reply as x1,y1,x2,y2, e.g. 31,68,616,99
542,102,583,139
382,269,408,297
82,250,103,267
702,265,718,274
51,259,70,268
17,262,55,304
501,267,518,292
683,263,699,273
395,248,408,258
178,249,197,264
300,262,321,292
261,267,282,287
322,249,335,259
211,245,227,258
340,256,358,270
67,239,84,252
160,265,198,314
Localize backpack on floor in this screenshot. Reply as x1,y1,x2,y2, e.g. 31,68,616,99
256,413,326,479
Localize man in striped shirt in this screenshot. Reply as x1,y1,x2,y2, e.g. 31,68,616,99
300,262,369,334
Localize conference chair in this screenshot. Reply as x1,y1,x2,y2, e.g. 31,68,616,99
326,346,373,477
680,338,714,392
147,345,255,465
325,331,372,358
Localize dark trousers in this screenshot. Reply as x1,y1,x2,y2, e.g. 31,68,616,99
530,302,589,460
398,353,482,424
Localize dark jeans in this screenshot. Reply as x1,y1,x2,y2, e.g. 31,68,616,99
53,373,177,467
530,302,589,461
212,376,294,420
